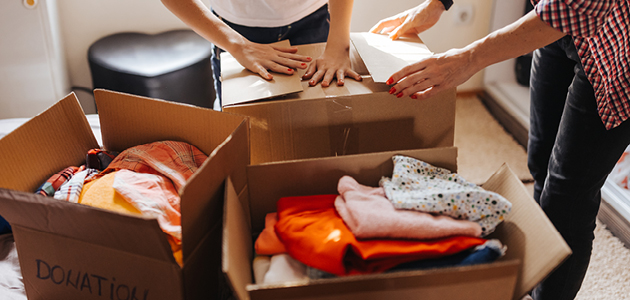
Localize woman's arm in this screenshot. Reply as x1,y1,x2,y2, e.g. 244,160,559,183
388,10,566,100
302,0,362,87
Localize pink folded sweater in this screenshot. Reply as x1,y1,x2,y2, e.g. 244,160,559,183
334,176,482,240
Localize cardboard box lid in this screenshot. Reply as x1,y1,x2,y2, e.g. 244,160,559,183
221,33,430,107
224,147,571,300
350,32,433,83
221,40,304,106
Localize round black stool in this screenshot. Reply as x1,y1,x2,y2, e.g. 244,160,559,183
88,29,215,109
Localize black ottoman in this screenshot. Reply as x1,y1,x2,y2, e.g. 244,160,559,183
88,29,215,109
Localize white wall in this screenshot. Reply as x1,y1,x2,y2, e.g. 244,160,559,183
351,0,495,92
9,0,494,115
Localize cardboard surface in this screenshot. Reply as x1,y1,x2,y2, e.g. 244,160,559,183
227,89,455,165
223,147,571,300
0,93,99,193
350,33,433,83
221,35,455,165
0,90,250,300
221,40,304,105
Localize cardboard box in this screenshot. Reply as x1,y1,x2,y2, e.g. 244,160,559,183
222,147,572,300
221,33,455,165
0,89,250,300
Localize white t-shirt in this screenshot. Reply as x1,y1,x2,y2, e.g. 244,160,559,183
209,0,328,27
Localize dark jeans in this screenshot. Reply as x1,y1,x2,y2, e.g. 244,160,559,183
528,36,630,299
211,4,330,109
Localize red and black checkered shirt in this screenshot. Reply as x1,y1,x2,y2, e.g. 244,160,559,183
534,0,629,129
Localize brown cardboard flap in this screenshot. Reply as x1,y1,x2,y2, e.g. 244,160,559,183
232,89,455,165
0,189,175,263
247,260,519,300
0,93,99,192
483,164,572,299
93,89,245,156
180,120,250,260
350,32,433,83
14,225,183,300
222,177,253,300
247,147,457,233
221,40,303,106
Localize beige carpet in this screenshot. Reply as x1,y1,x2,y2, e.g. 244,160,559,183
454,96,533,185
455,95,630,299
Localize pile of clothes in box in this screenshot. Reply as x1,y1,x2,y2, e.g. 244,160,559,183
34,140,206,266
253,155,512,284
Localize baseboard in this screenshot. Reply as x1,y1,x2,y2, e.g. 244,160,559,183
600,181,630,249
478,91,529,148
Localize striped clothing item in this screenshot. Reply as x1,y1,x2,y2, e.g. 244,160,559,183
54,168,100,203
534,0,630,129
35,166,81,196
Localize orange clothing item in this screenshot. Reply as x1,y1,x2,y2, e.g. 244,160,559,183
96,141,207,192
79,171,142,216
79,170,183,266
275,195,488,276
255,212,287,255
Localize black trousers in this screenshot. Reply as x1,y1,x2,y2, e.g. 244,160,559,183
529,36,630,299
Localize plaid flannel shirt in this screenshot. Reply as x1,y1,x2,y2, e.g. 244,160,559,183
533,0,630,129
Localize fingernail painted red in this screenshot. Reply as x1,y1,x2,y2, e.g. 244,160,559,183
396,92,403,98
301,63,306,66
288,68,293,72
410,94,417,99
386,78,394,85
389,87,396,94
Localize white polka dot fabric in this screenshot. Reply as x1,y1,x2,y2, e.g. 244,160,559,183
379,155,512,236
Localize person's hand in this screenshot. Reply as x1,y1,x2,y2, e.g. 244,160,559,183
387,47,478,100
230,40,313,80
370,0,446,40
301,47,362,87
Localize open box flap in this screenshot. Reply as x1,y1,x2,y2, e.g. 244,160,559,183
0,92,99,193
221,39,384,107
483,164,572,299
221,40,303,106
180,120,250,260
349,32,433,83
222,177,253,300
94,89,245,155
0,188,175,263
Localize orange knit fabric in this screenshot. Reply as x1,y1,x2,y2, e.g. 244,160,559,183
255,212,287,255
275,194,488,276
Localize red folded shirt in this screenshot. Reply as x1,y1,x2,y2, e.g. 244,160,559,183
275,194,488,276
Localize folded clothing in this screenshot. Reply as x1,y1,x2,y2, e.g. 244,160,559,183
380,155,512,236
335,175,482,240
389,239,506,272
275,194,488,276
